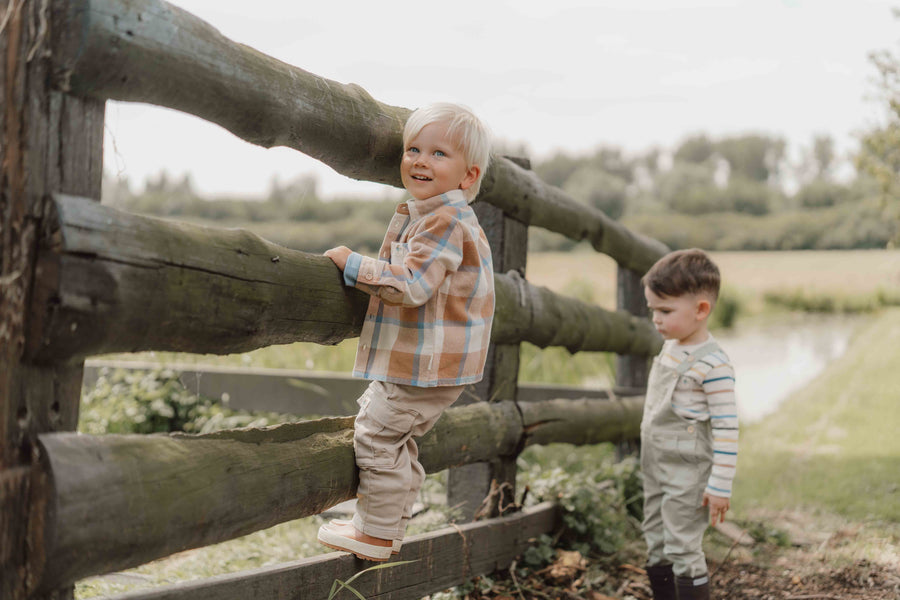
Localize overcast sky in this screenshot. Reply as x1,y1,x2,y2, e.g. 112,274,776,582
103,0,899,199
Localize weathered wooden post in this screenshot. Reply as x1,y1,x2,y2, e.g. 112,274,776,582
1,0,104,597
615,267,650,459
447,157,530,522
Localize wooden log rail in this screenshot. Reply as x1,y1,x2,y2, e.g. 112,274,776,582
100,503,561,600
81,360,628,416
26,194,662,364
48,0,668,274
35,395,642,591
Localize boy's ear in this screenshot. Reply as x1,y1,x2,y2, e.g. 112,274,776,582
695,298,712,320
458,165,481,191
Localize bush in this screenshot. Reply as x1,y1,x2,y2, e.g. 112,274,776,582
80,367,296,435
518,444,643,560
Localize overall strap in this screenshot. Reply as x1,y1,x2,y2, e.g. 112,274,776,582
674,341,721,375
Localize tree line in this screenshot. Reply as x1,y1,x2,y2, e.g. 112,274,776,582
103,40,900,254
102,129,895,254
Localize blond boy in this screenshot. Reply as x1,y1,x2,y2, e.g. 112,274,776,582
319,103,494,561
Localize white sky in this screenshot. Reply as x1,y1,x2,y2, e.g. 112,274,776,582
103,0,899,199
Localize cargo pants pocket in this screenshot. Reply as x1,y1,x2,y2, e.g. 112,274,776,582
354,388,419,469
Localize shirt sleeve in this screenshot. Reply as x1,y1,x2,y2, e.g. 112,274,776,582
343,213,464,307
703,360,738,498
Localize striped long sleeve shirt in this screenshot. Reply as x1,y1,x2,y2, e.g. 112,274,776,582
342,190,494,387
660,337,738,498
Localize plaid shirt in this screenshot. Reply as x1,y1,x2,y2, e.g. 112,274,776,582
343,190,494,387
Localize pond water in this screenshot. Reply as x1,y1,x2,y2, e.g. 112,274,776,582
715,314,864,424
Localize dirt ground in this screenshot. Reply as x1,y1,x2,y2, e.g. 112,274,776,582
453,515,900,600
460,552,899,600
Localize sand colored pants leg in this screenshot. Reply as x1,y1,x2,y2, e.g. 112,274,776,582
352,381,464,540
641,343,719,579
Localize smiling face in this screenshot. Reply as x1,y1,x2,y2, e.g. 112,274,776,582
400,122,480,201
644,286,711,345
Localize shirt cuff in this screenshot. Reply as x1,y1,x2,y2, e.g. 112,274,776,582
344,252,363,287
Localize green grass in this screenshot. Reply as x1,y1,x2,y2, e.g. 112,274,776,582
733,308,900,525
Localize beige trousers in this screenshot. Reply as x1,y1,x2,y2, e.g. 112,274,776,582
351,380,464,540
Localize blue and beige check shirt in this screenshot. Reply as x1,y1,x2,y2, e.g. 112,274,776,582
343,190,495,387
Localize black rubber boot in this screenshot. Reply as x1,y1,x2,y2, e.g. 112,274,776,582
646,563,676,600
675,574,710,600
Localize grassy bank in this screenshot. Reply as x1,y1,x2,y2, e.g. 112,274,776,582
727,308,900,566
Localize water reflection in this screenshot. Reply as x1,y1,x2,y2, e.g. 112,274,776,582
715,315,862,424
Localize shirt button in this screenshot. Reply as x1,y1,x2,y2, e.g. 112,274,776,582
687,425,695,433
365,273,374,280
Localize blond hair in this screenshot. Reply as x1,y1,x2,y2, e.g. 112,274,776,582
403,102,492,201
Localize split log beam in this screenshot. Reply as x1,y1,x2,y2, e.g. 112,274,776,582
34,396,638,589
96,503,560,600
27,195,662,363
49,0,668,273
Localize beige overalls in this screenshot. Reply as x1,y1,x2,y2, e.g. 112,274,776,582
641,341,720,579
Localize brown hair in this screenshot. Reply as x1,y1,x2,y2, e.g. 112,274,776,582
641,248,721,301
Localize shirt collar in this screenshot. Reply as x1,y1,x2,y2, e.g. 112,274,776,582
405,189,468,220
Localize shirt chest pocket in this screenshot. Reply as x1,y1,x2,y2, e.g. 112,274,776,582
676,373,701,391
390,242,409,265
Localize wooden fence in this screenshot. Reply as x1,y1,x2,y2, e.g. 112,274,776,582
0,0,669,598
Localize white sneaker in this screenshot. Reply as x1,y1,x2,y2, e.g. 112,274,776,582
317,521,393,562
323,519,402,554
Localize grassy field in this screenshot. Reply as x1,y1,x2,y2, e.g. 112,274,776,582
526,248,900,312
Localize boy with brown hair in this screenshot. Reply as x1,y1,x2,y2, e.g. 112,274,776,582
641,249,738,600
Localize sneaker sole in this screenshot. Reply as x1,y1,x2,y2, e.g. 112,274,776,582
317,527,392,562
324,520,402,554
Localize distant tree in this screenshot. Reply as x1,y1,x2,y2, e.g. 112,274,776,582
715,134,786,185
656,163,721,214
534,151,583,188
794,179,851,209
586,146,635,184
721,177,773,215
812,134,837,180
796,134,839,185
268,174,318,207
101,170,133,207
857,21,900,197
563,167,628,219
674,134,715,164
854,15,900,245
493,138,532,162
